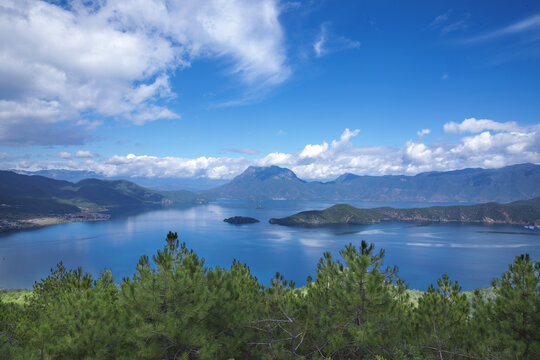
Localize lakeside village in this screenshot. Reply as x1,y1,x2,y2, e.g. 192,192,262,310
0,209,110,232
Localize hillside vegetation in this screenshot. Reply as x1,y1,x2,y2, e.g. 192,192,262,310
270,196,540,226
1,233,538,359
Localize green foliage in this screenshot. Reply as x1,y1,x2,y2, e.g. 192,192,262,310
301,241,411,358
413,275,471,359
471,254,539,359
0,233,538,359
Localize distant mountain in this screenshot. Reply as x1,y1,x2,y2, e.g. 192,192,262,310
203,166,311,200
202,163,540,203
269,197,540,227
13,170,227,191
0,171,203,219
120,177,228,191
15,169,101,183
8,163,540,207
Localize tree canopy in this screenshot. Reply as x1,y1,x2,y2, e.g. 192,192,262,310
1,232,538,359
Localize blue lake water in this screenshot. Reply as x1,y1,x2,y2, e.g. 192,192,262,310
0,200,539,291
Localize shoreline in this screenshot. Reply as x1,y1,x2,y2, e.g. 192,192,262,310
0,212,111,234
269,217,540,228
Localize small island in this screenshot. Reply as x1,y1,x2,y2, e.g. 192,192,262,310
223,216,260,224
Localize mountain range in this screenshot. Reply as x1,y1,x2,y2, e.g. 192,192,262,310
14,169,227,191
3,163,540,221
202,163,540,203
0,171,203,219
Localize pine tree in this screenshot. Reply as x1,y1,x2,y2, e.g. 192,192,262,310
304,241,408,358
413,274,471,359
475,254,540,359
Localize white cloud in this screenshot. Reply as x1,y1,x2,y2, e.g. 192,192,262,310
430,12,450,29
4,120,540,180
313,23,360,58
313,26,326,57
444,118,522,134
441,21,467,35
59,152,71,159
417,128,431,137
466,13,540,43
74,150,97,158
0,0,289,145
300,143,328,158
332,128,360,148
429,11,468,35
97,154,249,179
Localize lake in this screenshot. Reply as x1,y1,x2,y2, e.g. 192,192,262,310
1,200,539,291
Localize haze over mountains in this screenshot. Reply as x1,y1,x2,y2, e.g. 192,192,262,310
2,163,540,232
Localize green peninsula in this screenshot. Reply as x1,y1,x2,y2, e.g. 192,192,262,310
0,171,205,232
269,197,540,227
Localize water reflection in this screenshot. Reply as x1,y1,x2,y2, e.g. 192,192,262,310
265,229,293,242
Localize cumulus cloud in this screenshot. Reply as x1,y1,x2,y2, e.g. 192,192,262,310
443,118,522,134
4,119,540,180
0,0,289,145
300,143,329,158
74,150,98,158
417,128,431,137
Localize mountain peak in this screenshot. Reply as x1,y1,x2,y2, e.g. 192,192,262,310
234,166,302,182
332,172,360,183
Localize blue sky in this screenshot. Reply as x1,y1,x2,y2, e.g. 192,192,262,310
0,0,539,180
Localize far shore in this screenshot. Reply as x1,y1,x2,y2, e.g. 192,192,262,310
0,212,111,234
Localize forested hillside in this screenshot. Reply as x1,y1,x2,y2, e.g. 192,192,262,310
270,196,540,227
1,233,538,359
0,171,202,218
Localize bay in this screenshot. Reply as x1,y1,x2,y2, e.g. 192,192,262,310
0,200,538,291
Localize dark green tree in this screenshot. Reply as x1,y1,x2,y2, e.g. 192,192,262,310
473,254,539,359
304,241,409,359
413,274,471,359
